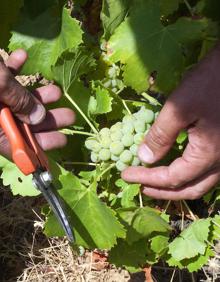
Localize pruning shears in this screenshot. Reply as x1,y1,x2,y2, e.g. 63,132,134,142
0,105,74,243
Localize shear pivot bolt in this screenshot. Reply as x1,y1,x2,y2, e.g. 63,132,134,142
40,171,53,186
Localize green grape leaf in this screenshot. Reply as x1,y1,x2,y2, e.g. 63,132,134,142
0,156,39,196
115,179,140,207
101,0,130,39
107,0,208,93
52,48,95,126
0,0,24,48
211,215,220,240
159,0,180,16
89,82,113,115
167,246,214,272
109,238,148,273
150,234,169,255
44,173,125,249
117,206,171,244
52,48,96,92
9,6,83,78
168,218,211,261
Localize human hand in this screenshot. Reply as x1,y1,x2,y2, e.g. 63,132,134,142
0,49,75,157
122,44,220,200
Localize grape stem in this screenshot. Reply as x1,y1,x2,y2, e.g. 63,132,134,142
182,200,197,221
180,201,184,231
139,192,143,208
163,200,171,213
63,161,97,166
140,92,161,106
183,0,194,16
98,163,115,181
60,129,96,137
122,100,131,114
64,91,99,135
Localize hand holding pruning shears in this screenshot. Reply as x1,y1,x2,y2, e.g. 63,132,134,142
0,49,75,241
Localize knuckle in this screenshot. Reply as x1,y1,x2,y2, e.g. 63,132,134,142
146,124,171,149
0,130,10,156
160,167,183,189
8,86,35,115
0,67,12,96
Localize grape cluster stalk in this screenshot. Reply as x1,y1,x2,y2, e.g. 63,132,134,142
85,107,155,171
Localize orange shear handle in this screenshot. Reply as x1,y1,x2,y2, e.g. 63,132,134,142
0,106,49,175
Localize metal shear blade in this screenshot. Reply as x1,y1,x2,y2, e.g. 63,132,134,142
33,171,74,243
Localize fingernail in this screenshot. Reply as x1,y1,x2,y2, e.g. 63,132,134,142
138,144,154,164
29,104,46,125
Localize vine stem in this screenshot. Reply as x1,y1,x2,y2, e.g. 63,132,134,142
183,0,194,16
122,100,131,114
98,163,116,181
170,268,176,282
60,129,96,137
163,200,171,213
180,201,184,231
64,91,99,135
182,200,197,221
139,192,143,208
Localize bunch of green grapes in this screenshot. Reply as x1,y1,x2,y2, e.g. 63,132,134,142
85,107,154,171
102,63,124,93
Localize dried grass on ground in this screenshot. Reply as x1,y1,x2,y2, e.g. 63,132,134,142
0,185,136,282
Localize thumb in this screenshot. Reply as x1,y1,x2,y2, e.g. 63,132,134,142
0,52,45,125
138,99,193,164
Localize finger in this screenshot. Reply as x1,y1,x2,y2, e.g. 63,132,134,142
5,49,28,74
0,130,68,159
31,108,75,132
33,84,62,104
142,169,220,200
35,131,67,151
0,130,10,158
138,89,197,164
0,62,46,125
123,127,220,189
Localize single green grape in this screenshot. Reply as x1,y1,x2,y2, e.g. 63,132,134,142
135,107,154,124
110,122,122,132
100,137,111,149
134,120,146,133
85,139,100,151
122,134,134,147
122,115,135,124
110,142,124,155
91,152,99,163
130,144,138,156
131,157,141,166
103,79,112,88
111,79,117,87
141,109,154,123
116,161,128,172
99,127,111,136
122,123,134,134
134,133,144,145
111,131,123,141
120,150,133,163
111,154,119,161
99,149,111,161
106,67,116,78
